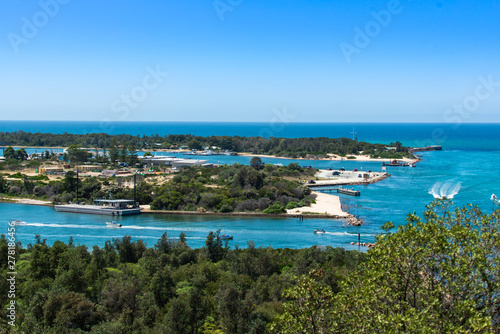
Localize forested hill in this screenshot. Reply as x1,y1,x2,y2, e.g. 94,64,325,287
0,131,413,158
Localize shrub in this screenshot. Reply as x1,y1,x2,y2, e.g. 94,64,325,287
263,203,286,214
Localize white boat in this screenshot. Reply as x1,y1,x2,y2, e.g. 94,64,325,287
491,194,499,204
11,220,27,226
314,229,326,234
106,221,122,228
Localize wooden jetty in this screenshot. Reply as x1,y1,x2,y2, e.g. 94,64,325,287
337,187,360,196
315,186,361,196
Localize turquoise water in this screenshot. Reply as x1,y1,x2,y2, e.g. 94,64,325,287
1,122,500,250
2,121,500,150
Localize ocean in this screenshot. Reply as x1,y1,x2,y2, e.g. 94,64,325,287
1,121,499,250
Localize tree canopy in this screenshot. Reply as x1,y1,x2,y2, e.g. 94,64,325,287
271,199,500,333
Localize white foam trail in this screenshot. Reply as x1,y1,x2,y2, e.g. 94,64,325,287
25,223,106,229
429,182,461,199
324,232,375,237
23,223,219,234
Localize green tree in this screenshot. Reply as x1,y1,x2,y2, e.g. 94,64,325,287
66,145,92,164
270,271,335,334
329,200,499,333
63,170,78,193
109,138,119,165
204,230,225,262
16,148,28,160
127,143,139,165
188,139,202,150
3,146,16,160
250,157,264,170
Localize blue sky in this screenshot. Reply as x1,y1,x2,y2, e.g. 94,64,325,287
0,0,499,122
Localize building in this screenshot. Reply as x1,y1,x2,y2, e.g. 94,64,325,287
140,156,210,168
75,165,104,172
39,166,64,174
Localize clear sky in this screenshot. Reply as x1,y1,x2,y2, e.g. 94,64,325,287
1,0,499,123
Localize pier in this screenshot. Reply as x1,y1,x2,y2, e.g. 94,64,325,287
410,145,442,152
317,186,361,196
306,170,390,188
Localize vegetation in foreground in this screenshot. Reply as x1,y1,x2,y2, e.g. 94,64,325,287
0,200,499,333
0,131,414,159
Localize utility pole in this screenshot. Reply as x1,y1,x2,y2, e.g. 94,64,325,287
350,126,357,141
133,173,136,205
76,170,79,203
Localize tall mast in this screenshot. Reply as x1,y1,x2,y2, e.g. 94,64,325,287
76,170,79,203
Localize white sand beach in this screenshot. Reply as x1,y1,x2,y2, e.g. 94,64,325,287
287,191,350,217
0,197,52,206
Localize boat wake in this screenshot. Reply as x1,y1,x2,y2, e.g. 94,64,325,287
324,231,375,237
428,182,461,199
24,223,176,232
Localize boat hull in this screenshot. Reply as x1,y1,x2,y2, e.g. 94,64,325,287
54,204,141,215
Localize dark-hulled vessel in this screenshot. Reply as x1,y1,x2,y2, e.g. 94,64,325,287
54,199,142,216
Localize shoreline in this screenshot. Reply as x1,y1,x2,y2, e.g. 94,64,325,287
0,197,53,206
1,192,351,220
8,145,418,163
236,152,419,163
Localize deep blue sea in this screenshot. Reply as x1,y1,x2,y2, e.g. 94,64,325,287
1,121,500,250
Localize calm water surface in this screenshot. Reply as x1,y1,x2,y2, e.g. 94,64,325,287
2,122,499,250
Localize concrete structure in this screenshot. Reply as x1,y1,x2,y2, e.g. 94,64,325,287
140,156,209,168
75,165,103,172
39,166,64,174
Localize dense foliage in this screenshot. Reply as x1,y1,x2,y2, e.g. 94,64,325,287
0,131,413,158
0,232,365,333
0,162,315,214
272,200,500,333
151,162,316,213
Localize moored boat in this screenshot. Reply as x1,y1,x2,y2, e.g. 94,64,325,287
55,199,142,216
382,160,409,167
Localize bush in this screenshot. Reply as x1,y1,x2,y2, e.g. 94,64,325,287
219,203,233,213
263,203,286,214
286,201,299,210
9,185,21,195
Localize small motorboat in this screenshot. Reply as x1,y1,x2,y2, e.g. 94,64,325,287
220,234,233,240
491,194,499,204
106,221,122,228
11,220,27,226
314,229,326,234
